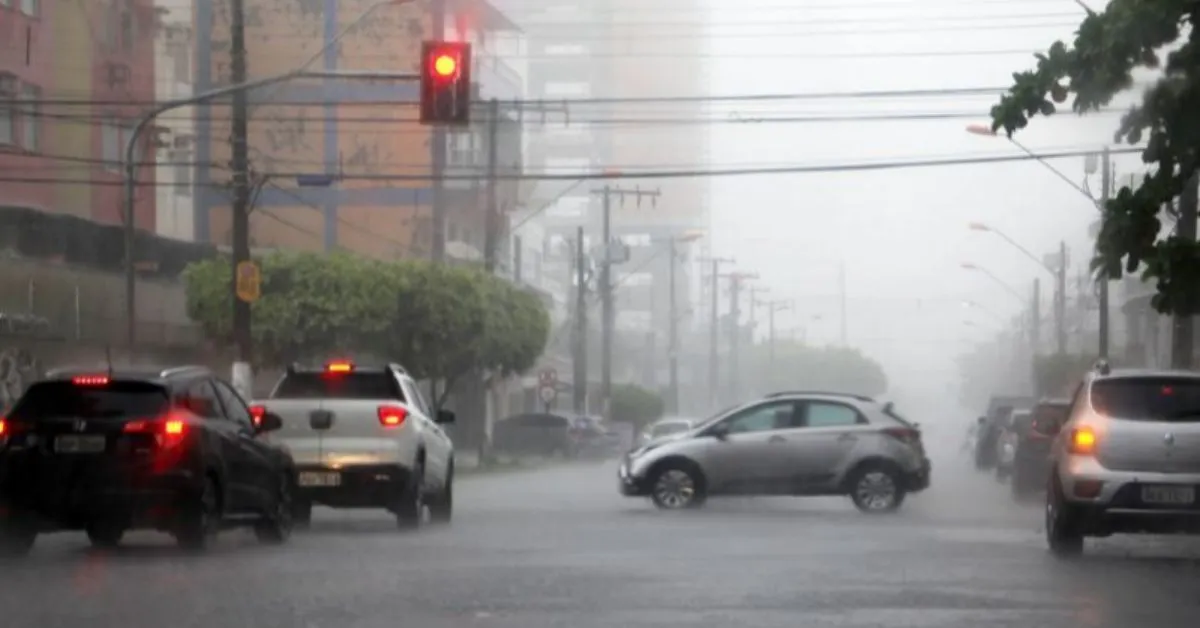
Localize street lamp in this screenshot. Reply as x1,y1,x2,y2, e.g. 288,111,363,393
960,262,1027,304
967,221,1056,276
966,124,1097,204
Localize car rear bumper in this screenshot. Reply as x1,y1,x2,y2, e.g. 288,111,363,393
1059,467,1200,535
0,467,200,531
294,463,413,508
904,459,932,492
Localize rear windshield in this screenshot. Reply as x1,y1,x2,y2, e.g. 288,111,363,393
1010,412,1034,432
271,372,402,400
1091,378,1200,422
8,381,169,420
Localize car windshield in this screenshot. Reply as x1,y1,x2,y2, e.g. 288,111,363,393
1091,377,1200,422
271,372,402,400
8,381,169,420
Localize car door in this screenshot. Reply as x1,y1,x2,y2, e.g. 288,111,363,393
778,400,870,492
212,378,275,510
400,376,449,488
180,379,254,513
703,400,801,494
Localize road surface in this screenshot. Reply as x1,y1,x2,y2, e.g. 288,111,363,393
4,453,1200,627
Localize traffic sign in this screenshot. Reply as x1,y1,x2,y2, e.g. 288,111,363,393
235,261,261,302
538,385,557,404
538,368,557,386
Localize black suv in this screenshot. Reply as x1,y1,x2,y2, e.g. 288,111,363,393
0,365,295,556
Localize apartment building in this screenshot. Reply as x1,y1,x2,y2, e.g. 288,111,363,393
195,0,524,260
0,0,158,230
153,2,196,241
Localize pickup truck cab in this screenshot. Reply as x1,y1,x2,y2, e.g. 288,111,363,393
251,360,455,529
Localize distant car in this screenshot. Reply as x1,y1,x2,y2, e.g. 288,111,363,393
1045,366,1200,557
572,416,622,458
638,417,696,446
0,365,294,556
251,360,455,529
1009,398,1070,499
974,396,1033,470
492,413,574,457
619,391,930,513
994,408,1033,482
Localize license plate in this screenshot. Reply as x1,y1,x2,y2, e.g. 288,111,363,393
54,435,106,453
1141,485,1195,505
298,471,341,487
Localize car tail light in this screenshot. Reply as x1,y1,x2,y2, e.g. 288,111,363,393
249,405,266,427
378,405,407,428
1068,426,1098,455
72,375,110,385
124,416,188,447
0,418,7,436
882,426,921,445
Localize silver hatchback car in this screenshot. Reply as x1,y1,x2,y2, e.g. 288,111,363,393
618,392,931,513
1044,365,1200,556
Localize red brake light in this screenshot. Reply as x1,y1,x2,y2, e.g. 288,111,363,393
72,375,110,386
249,405,266,427
883,427,920,443
0,418,7,436
378,405,407,427
123,416,188,445
325,361,354,373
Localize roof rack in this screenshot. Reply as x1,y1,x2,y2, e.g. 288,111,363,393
764,391,875,402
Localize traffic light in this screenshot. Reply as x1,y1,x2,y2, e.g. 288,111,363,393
419,40,472,126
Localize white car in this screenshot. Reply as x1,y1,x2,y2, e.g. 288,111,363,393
637,417,697,446
252,360,455,529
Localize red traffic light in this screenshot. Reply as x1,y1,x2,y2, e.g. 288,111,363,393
431,53,458,78
419,40,472,126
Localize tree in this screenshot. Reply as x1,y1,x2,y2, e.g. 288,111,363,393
990,1,1200,315
611,383,665,430
183,252,551,402
746,341,888,398
1034,353,1097,398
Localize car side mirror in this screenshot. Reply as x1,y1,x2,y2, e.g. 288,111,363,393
709,423,730,440
436,409,456,425
257,411,283,433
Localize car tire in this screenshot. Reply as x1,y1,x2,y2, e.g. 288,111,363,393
395,459,425,530
649,461,706,510
1046,476,1085,557
254,470,294,545
428,465,453,524
86,522,126,549
174,474,222,552
848,464,907,514
0,519,36,559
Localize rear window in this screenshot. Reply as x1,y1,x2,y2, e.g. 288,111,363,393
271,372,402,400
1091,377,1200,422
1010,412,1034,432
8,381,169,420
1032,403,1068,430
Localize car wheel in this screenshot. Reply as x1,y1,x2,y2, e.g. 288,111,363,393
849,465,906,514
650,462,705,510
395,459,425,530
174,474,221,551
428,465,453,524
292,500,313,528
0,519,36,559
254,470,294,544
86,522,126,549
1046,478,1084,557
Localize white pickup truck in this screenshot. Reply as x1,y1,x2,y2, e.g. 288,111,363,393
250,360,455,529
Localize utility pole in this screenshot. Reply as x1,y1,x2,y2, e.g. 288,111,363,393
1172,173,1199,369
727,273,755,402
1055,241,1068,355
229,0,253,395
1030,278,1041,355
591,185,660,421
429,0,447,262
1097,145,1111,359
572,226,588,412
703,257,733,408
482,98,500,273
667,237,679,414
838,261,848,346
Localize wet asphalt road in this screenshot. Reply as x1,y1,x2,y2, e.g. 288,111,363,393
4,450,1200,628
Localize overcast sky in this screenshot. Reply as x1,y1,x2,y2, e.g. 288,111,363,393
701,0,1142,400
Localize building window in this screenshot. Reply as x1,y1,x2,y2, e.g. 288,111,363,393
0,74,14,145
446,130,480,169
18,82,39,151
171,149,192,196
102,118,121,171
19,0,37,16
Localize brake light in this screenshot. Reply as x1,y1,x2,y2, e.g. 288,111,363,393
378,405,407,427
325,360,354,373
883,427,921,444
0,418,6,436
124,416,188,446
72,375,110,386
249,404,266,427
1068,426,1098,455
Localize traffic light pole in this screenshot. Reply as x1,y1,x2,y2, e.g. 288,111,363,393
429,0,448,262
229,0,253,396
1097,146,1111,359
483,98,500,272
572,226,588,413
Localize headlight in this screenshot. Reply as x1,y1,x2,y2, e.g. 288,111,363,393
628,443,659,458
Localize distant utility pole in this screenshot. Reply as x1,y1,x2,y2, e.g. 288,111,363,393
667,238,680,414
1172,173,1199,369
765,300,789,371
571,226,588,412
482,98,501,272
1030,278,1041,355
703,257,733,408
591,185,660,421
1097,145,1112,359
838,261,848,346
229,0,253,392
430,0,447,262
1055,241,1068,355
727,272,756,402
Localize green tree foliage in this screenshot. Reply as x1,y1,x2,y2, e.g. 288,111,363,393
611,383,665,430
990,1,1200,315
747,341,888,398
183,252,550,392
